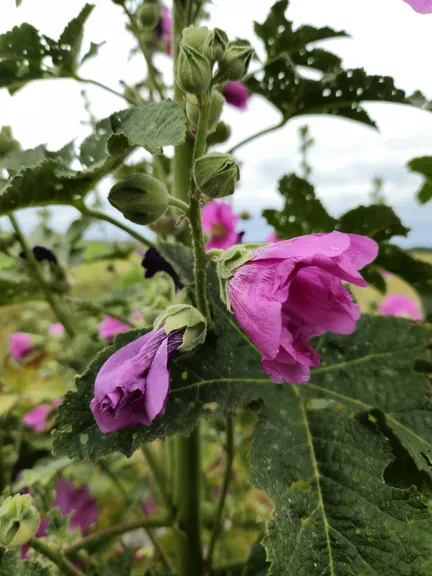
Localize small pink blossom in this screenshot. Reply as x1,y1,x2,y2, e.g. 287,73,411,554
403,0,432,13
226,232,378,384
202,201,239,250
157,6,172,55
378,294,423,320
222,82,250,110
48,323,65,335
9,333,34,361
266,231,280,243
98,316,130,343
23,399,61,432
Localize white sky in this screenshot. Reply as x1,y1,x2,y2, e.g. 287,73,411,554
0,0,431,245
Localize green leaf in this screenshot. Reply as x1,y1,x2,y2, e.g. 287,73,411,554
0,269,41,306
14,457,72,492
243,540,269,575
0,550,53,576
109,101,188,154
416,180,432,204
79,119,113,168
81,41,105,66
89,550,134,576
336,204,410,242
0,146,47,172
408,156,432,204
54,4,95,74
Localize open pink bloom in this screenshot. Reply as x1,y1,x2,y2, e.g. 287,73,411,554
90,327,184,433
98,316,130,343
48,323,65,335
404,0,432,13
227,232,378,384
23,399,61,432
202,201,239,250
378,294,423,320
266,231,279,243
222,82,250,110
9,333,34,361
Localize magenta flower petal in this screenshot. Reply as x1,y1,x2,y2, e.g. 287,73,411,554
404,0,432,13
54,479,98,534
266,231,279,243
202,201,240,251
145,337,170,422
98,316,130,343
227,232,378,384
23,404,53,432
9,333,34,360
48,323,65,335
378,294,423,320
222,82,250,110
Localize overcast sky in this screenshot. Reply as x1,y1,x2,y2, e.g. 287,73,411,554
0,0,431,246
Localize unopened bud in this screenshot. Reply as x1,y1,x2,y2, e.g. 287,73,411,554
186,90,225,130
138,4,159,29
109,174,169,225
182,26,211,52
176,44,212,95
206,121,232,145
0,494,40,548
240,210,251,220
194,153,240,199
155,304,207,351
217,41,254,82
204,28,228,62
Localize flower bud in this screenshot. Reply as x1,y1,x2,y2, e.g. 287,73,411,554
217,41,255,82
193,153,240,199
109,174,169,225
206,121,232,145
175,44,212,95
186,90,225,130
138,5,159,29
155,304,207,352
182,26,211,52
0,494,40,548
204,28,229,62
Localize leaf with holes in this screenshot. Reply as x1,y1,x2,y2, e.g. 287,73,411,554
337,204,410,242
53,4,95,74
408,156,432,204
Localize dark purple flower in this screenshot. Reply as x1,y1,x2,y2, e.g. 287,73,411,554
20,246,58,265
222,82,250,110
141,247,183,291
90,327,184,433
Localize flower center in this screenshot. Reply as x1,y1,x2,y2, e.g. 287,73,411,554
211,223,226,239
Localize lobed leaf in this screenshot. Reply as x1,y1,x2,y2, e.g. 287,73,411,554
408,156,432,204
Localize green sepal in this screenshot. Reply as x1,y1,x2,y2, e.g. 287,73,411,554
154,304,207,352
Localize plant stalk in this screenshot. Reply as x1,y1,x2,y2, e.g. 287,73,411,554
168,195,190,213
9,213,76,339
141,444,173,512
228,119,286,154
29,538,83,576
73,75,136,105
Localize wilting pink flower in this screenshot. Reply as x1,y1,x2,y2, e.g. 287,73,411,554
266,231,279,243
202,201,239,250
23,399,61,432
226,232,378,384
157,6,172,55
403,0,432,13
9,333,34,361
222,82,250,110
378,294,423,320
90,327,184,433
98,316,130,343
48,323,65,335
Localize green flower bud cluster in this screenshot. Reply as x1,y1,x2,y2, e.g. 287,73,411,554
138,0,160,30
108,174,169,225
215,40,255,83
175,27,213,95
155,304,207,352
193,153,240,199
0,494,40,548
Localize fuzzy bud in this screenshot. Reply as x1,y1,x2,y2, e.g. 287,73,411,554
0,494,40,548
186,90,225,130
176,44,212,95
138,5,159,29
109,174,169,225
194,152,240,199
181,26,211,52
155,304,207,352
206,121,232,145
204,28,229,62
217,41,254,82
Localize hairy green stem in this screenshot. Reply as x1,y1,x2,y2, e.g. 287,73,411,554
65,297,134,328
228,119,286,154
64,516,172,555
78,206,154,248
168,195,190,213
73,75,136,105
9,213,76,339
141,444,173,512
124,6,164,100
207,415,235,568
29,538,82,576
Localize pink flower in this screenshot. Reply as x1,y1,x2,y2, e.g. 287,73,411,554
403,0,432,13
266,231,279,243
202,201,239,250
226,232,378,384
378,294,423,320
48,323,65,335
98,316,130,343
8,333,34,361
54,479,98,533
222,82,250,110
23,399,61,432
157,6,172,55
90,327,184,432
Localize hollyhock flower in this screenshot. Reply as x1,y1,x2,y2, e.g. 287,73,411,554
266,231,280,243
98,316,130,343
378,294,423,320
157,6,172,55
222,82,250,110
403,0,432,13
9,333,34,361
202,201,239,250
141,247,183,291
90,327,184,433
54,479,98,533
23,399,61,432
48,323,65,335
221,232,378,384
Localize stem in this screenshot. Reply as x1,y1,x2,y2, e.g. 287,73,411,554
9,213,76,339
65,297,134,328
124,6,164,100
227,119,286,154
64,516,172,555
168,195,190,213
29,538,82,576
141,444,173,512
73,75,136,105
207,415,235,568
78,206,154,248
